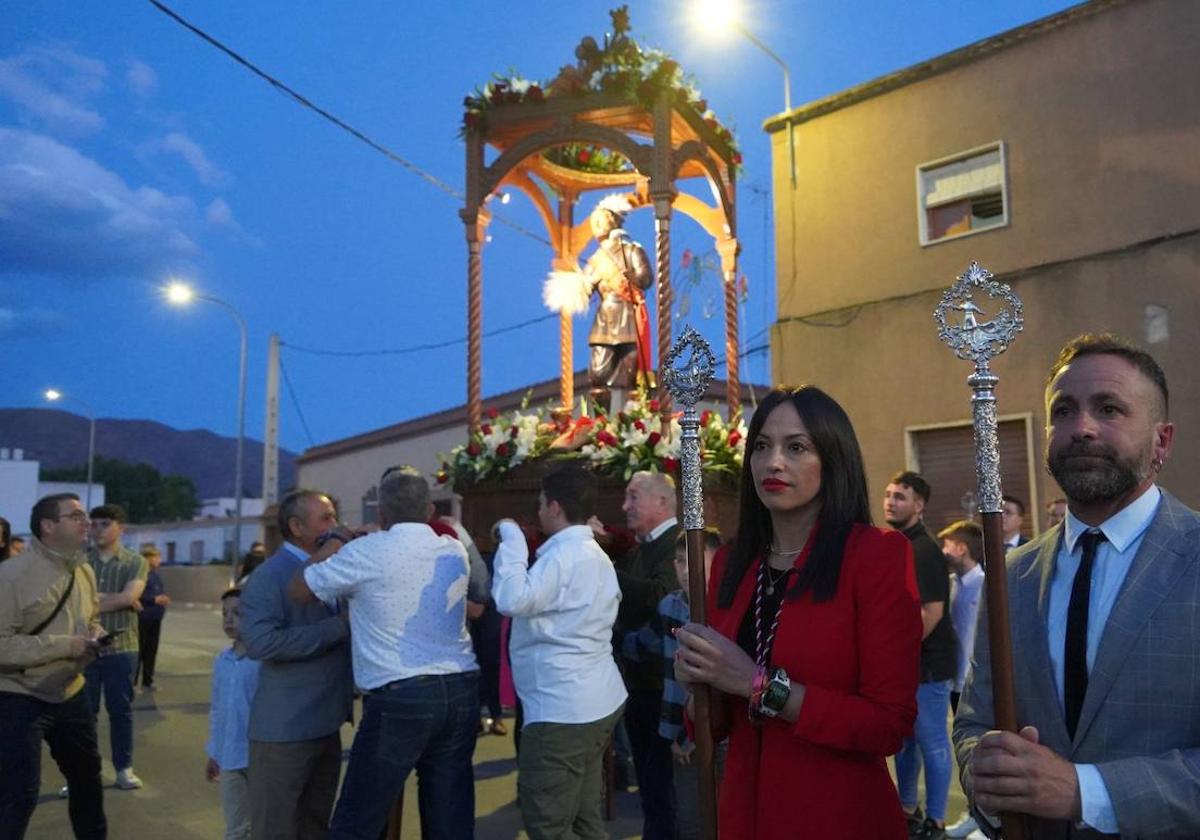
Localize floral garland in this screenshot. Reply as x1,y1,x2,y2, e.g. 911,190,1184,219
436,396,746,487
461,6,742,169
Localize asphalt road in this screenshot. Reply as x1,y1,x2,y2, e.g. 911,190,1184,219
25,605,964,839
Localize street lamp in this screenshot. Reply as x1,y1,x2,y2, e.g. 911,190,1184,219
164,280,248,573
45,389,96,511
692,0,796,185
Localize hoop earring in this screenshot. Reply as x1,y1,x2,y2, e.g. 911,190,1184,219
1152,457,1165,472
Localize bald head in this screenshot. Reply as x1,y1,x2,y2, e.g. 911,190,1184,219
622,471,677,538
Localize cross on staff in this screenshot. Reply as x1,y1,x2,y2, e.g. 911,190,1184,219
935,261,1027,840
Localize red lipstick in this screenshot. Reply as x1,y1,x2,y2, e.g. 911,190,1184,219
760,478,789,492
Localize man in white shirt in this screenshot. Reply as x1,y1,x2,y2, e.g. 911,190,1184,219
290,465,479,840
493,465,626,840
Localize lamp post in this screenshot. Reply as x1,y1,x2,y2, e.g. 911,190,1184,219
44,389,96,511
165,281,248,573
693,0,796,185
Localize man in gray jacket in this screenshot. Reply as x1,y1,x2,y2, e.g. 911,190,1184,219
954,334,1200,839
240,489,353,840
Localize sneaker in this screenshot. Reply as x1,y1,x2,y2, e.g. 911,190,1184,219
905,808,925,837
58,785,69,799
115,768,143,790
488,719,508,736
916,817,947,840
946,814,979,838
965,832,987,840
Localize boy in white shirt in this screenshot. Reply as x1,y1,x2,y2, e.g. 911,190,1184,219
493,465,627,840
205,588,261,840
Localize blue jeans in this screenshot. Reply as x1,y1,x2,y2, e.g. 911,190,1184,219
895,679,952,822
0,690,107,839
328,671,479,839
83,651,137,772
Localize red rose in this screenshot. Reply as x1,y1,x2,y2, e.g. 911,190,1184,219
732,151,743,165
701,409,712,425
662,457,679,473
578,149,592,164
436,471,449,485
648,399,660,413
466,442,481,457
618,411,628,423
497,442,513,458
634,420,646,432
487,407,499,419
510,426,520,439
647,431,662,447
481,424,492,435
728,430,741,446
696,99,708,113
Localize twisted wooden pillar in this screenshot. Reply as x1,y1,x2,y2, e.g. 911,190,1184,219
652,195,674,423
555,195,578,417
462,209,489,430
717,236,741,419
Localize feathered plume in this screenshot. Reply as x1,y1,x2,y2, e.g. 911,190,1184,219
543,270,592,315
596,193,633,218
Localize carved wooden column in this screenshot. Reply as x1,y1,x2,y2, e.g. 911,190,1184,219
552,192,578,418
717,235,741,419
461,207,490,431
650,93,676,424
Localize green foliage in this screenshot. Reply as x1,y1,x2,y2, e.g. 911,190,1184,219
42,456,200,523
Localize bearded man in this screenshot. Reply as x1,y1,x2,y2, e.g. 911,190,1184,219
954,333,1200,839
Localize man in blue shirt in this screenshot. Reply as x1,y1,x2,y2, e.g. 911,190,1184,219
955,333,1200,839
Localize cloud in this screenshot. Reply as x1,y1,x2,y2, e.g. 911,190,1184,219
0,304,70,341
143,131,232,188
0,44,106,135
125,59,158,98
205,197,234,226
0,126,199,280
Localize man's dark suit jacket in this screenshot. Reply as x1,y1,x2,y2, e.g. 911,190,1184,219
615,522,681,694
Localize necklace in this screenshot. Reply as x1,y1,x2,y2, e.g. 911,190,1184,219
763,564,792,596
754,561,793,665
769,544,805,556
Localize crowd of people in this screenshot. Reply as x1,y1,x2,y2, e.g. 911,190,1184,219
2,331,1199,840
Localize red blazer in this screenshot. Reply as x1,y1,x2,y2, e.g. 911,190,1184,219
707,524,921,839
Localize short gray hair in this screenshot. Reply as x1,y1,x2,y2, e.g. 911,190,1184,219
630,471,677,513
379,466,430,523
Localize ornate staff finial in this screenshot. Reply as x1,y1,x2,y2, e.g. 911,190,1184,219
662,327,716,530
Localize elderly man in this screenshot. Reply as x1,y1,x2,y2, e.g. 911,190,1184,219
240,489,353,840
290,465,479,839
615,470,681,840
0,493,106,838
85,503,149,791
954,333,1200,838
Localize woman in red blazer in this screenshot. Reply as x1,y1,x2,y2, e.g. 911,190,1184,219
676,386,922,839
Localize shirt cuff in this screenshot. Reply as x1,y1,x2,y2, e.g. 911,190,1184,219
1075,763,1119,833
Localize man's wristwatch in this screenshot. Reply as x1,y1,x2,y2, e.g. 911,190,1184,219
759,668,791,718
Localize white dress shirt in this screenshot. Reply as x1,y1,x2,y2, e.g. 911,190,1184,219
1046,484,1161,834
303,523,478,691
949,564,984,693
493,522,627,726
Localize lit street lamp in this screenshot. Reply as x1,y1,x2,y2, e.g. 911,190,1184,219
44,389,96,511
692,0,796,185
165,280,248,573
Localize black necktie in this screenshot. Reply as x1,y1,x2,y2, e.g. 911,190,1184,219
1064,530,1107,739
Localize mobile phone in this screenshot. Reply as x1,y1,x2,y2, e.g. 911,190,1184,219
96,634,115,648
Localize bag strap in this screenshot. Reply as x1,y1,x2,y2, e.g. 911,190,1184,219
29,570,76,636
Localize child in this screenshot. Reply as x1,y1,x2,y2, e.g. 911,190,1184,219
623,527,724,840
205,588,260,840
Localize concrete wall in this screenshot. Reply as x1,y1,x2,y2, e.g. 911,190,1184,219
123,518,263,565
766,0,1200,511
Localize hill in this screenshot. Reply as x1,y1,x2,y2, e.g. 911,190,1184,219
0,408,296,499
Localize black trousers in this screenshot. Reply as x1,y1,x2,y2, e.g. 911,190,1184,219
137,618,162,687
0,690,106,840
624,690,675,840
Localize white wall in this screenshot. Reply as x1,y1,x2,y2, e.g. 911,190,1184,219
0,457,104,538
123,518,262,565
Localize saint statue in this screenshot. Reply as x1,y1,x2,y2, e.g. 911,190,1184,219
544,194,653,406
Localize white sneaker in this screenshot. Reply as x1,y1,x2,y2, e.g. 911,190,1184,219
115,768,143,790
945,814,978,838
58,785,69,799
965,832,987,840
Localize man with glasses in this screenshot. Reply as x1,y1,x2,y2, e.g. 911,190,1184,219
0,493,107,838
85,504,149,791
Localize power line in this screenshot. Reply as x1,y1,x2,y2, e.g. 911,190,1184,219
146,0,550,246
278,355,316,448
280,311,558,358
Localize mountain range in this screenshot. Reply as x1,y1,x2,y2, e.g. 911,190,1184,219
0,408,296,499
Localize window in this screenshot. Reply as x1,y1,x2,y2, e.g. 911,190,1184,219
190,540,205,564
165,541,176,564
917,142,1008,245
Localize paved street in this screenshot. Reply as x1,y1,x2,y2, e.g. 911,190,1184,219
27,605,964,839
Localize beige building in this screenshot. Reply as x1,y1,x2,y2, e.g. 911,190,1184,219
764,0,1200,534
297,371,759,529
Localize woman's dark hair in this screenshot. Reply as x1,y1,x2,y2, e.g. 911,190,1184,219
717,386,872,607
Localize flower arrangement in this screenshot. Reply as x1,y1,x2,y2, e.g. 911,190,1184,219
437,395,747,488
543,142,634,175
461,6,741,168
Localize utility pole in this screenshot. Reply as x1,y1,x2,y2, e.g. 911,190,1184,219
262,333,280,506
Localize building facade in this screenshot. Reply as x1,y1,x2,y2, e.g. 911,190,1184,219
0,448,105,538
764,0,1200,533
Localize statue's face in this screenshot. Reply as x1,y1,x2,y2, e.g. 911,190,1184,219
590,209,617,240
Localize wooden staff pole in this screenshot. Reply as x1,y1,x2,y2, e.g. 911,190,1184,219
663,326,719,840
935,262,1026,840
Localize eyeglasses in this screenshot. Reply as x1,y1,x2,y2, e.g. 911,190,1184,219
56,511,89,523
